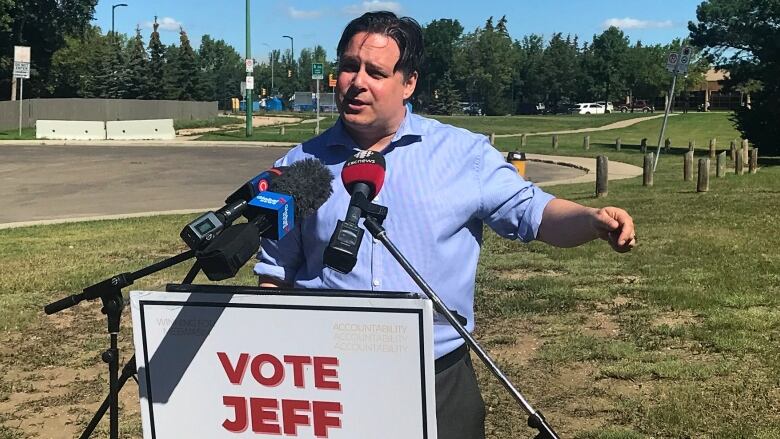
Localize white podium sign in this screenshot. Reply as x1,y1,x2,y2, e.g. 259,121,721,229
130,289,437,439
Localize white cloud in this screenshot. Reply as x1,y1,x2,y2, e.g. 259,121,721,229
343,1,403,15
143,17,183,32
287,7,323,19
603,17,674,30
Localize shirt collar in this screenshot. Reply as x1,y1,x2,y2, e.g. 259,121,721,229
325,109,423,150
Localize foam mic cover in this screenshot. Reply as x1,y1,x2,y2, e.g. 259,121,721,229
269,158,334,219
197,222,261,281
341,151,386,199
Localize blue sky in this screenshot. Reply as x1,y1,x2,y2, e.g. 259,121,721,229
92,0,704,62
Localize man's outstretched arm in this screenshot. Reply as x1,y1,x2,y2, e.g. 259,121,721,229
536,198,636,253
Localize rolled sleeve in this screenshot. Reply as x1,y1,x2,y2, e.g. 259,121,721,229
254,225,304,283
477,140,555,242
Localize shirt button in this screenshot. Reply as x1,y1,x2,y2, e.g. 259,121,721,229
372,279,380,287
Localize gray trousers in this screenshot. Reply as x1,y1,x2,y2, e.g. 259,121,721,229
435,354,486,439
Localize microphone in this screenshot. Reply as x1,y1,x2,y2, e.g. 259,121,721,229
197,158,334,281
323,150,386,274
180,166,286,250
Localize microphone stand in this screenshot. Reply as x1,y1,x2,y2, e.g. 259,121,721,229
357,199,560,439
44,249,200,439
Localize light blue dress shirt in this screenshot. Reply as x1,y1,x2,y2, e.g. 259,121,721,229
254,111,555,359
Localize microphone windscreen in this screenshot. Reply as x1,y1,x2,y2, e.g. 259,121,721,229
341,151,386,199
269,158,334,219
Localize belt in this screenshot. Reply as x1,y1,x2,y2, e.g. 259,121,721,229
435,343,468,374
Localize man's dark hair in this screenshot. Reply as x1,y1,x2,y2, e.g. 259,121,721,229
336,11,423,80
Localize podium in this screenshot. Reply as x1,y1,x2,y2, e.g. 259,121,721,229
130,285,437,439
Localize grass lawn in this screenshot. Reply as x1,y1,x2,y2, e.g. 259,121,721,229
1,112,779,438
198,114,339,142
172,116,243,130
0,127,35,140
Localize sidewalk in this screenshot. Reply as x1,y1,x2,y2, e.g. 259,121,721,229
495,113,676,138
527,154,641,187
0,138,298,147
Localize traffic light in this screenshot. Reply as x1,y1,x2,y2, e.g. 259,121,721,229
328,73,333,81
434,89,439,99
287,69,292,78
262,88,267,96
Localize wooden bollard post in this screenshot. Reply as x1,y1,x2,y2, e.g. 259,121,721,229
552,135,558,150
697,158,710,192
596,155,608,197
688,140,695,151
279,125,285,135
729,140,737,161
742,139,749,163
521,134,527,147
640,138,648,153
664,138,671,152
684,151,694,181
615,137,621,151
583,135,590,150
643,153,654,187
716,151,726,177
314,126,320,135
735,150,744,175
709,138,717,159
749,148,759,174
490,132,496,145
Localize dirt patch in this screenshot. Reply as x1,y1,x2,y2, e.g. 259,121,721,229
652,309,699,328
176,115,303,137
495,269,563,281
581,311,620,338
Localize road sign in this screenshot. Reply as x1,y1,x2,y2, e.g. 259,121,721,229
666,52,679,73
329,77,337,87
13,62,30,79
245,76,254,90
14,46,30,63
245,58,254,73
312,63,323,80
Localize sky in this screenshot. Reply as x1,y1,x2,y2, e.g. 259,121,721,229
91,0,705,63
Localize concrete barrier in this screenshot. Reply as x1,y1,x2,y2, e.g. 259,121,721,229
36,120,106,140
106,119,175,140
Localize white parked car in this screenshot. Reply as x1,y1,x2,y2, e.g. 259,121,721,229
573,102,606,114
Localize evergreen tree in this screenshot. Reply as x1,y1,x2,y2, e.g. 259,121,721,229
173,27,199,100
125,25,149,99
147,16,166,100
428,71,460,115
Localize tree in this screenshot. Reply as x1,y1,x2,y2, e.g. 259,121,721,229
541,33,580,108
428,71,460,115
48,25,108,97
147,17,166,100
421,19,463,108
689,0,780,154
0,0,98,98
165,27,200,100
199,35,243,106
590,26,630,106
125,26,149,99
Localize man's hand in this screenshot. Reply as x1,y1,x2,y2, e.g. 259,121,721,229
591,206,636,253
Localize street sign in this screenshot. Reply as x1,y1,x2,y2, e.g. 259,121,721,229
329,77,337,87
13,62,30,79
245,58,254,73
14,46,30,63
666,52,679,73
245,76,254,90
312,63,323,80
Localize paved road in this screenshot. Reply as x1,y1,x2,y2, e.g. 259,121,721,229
0,144,584,227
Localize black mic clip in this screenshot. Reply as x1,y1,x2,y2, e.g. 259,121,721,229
351,192,388,224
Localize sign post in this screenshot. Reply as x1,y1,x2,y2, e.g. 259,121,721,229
328,73,337,119
312,63,324,134
13,46,31,136
654,45,692,172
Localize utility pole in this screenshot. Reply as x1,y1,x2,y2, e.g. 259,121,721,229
245,0,253,136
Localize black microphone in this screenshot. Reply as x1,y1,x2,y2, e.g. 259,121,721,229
180,166,286,250
323,151,386,274
197,158,334,281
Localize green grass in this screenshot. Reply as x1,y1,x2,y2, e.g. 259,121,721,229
198,115,339,142
429,113,649,135
3,111,780,437
0,127,35,140
173,116,243,130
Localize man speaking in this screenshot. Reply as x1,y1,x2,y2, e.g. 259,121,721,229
255,11,636,438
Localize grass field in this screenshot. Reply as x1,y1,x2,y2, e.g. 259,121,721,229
1,112,779,438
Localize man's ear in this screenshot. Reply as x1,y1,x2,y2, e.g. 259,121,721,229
402,71,418,100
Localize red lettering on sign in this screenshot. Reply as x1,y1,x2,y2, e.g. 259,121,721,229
313,401,342,437
250,397,281,434
314,357,341,390
283,355,312,388
251,353,285,387
222,396,248,432
282,399,312,435
218,352,249,385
